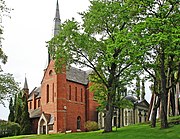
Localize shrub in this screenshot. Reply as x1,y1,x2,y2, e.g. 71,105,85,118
0,120,20,137
85,121,98,131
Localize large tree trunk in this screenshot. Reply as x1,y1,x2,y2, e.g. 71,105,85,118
151,95,160,127
104,93,113,132
160,50,168,128
170,85,175,116
175,82,180,115
104,110,113,132
104,60,118,132
147,93,155,121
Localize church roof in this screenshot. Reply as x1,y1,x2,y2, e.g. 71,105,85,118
34,87,41,98
28,87,41,101
66,66,89,85
29,108,41,118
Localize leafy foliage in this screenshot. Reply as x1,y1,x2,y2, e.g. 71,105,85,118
0,1,19,106
131,0,180,128
0,120,20,137
20,94,31,135
12,91,31,135
49,0,179,131
0,0,12,66
8,97,14,122
14,92,22,124
49,0,142,132
85,121,98,131
0,73,20,106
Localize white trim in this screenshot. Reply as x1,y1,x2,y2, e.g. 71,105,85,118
37,113,48,134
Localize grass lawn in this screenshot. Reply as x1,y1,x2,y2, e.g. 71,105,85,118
2,117,180,139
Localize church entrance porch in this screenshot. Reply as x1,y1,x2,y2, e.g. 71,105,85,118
37,112,54,134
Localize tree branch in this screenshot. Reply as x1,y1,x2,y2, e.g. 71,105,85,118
143,66,156,80
73,48,109,88
116,63,132,78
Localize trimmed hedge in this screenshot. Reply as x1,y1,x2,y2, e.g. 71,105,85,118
85,121,98,131
0,120,20,137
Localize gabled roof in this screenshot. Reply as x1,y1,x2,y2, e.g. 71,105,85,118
38,113,54,127
124,95,149,109
29,108,42,118
28,87,41,101
34,87,41,98
66,66,88,85
42,59,89,85
135,99,150,108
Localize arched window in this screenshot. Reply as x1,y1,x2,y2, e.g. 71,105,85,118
49,70,53,76
30,101,32,109
75,87,77,101
47,84,49,103
38,99,40,107
34,100,36,109
69,85,71,100
77,116,81,130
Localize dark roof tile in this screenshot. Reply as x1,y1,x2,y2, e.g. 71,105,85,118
66,66,88,85
29,108,42,118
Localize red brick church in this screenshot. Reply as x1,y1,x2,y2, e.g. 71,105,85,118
25,1,98,134
24,0,150,134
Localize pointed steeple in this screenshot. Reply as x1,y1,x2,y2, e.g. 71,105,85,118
23,76,29,98
54,0,61,36
48,0,61,64
24,76,28,90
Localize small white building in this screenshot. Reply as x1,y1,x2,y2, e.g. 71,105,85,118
98,95,149,128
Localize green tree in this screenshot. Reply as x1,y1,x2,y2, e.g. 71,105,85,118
135,76,141,100
132,0,180,128
49,0,142,132
13,94,17,120
20,94,31,135
0,1,19,106
8,97,14,122
141,78,145,100
0,73,19,106
0,0,9,64
14,92,22,124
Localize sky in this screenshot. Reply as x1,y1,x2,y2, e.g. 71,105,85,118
0,0,152,120
0,0,90,120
